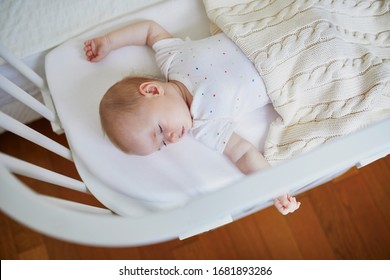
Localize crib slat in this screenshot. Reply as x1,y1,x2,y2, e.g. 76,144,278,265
0,75,56,122
0,45,62,133
0,111,71,161
0,46,46,89
40,195,113,215
0,152,87,193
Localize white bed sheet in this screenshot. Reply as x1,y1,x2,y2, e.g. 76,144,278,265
45,0,279,213
0,0,163,63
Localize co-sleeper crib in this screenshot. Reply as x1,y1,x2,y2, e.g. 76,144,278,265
1,0,390,246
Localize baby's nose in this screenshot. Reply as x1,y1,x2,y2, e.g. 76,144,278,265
166,132,179,143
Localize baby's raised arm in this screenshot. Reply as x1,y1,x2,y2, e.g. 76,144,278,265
224,133,301,215
84,20,172,62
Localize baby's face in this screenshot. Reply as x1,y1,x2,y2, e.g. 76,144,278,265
120,89,193,155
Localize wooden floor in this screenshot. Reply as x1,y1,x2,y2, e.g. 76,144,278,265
1,119,389,260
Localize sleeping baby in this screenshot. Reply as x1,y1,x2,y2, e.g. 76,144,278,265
83,20,300,215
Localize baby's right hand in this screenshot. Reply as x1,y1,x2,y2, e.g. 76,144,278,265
83,36,111,62
274,194,301,215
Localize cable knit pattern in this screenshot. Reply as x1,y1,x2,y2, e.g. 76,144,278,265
253,21,390,75
203,0,390,165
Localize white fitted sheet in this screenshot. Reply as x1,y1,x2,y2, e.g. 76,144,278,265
45,0,279,213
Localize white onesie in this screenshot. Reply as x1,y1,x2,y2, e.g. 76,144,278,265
153,33,269,153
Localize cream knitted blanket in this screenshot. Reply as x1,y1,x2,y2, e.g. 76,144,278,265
203,0,390,165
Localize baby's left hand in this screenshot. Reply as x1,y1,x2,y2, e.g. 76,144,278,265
84,36,111,62
274,194,301,215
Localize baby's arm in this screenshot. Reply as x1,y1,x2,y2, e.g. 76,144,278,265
224,133,301,215
84,20,172,62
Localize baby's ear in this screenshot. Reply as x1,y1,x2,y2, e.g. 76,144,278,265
139,81,164,97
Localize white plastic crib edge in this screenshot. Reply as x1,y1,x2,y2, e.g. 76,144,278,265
0,118,389,246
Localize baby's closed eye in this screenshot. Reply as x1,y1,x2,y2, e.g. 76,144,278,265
158,125,167,148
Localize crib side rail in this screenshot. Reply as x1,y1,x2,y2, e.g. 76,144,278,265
0,45,62,133
1,118,389,246
0,46,115,220
0,47,88,191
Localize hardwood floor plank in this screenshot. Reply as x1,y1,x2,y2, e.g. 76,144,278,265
308,180,369,259
253,207,302,259
338,170,390,259
138,240,178,259
225,215,271,259
0,213,19,259
176,212,286,259
172,238,208,259
43,236,82,259
195,227,240,259
75,245,144,260
8,218,45,257
18,244,49,260
286,195,336,259
360,158,390,229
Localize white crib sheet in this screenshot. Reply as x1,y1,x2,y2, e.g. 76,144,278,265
0,0,163,63
45,0,279,214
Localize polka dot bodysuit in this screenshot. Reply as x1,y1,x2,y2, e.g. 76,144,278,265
153,33,269,153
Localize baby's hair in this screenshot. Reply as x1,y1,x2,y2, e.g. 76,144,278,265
100,76,150,113
99,76,158,152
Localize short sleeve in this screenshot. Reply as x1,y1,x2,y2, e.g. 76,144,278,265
152,38,184,79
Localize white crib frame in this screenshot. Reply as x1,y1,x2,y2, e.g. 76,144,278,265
0,44,390,246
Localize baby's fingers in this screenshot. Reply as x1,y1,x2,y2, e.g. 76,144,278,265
289,196,301,209
83,41,93,59
274,199,289,215
274,196,301,215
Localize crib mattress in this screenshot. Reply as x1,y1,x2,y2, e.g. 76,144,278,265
45,0,279,214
